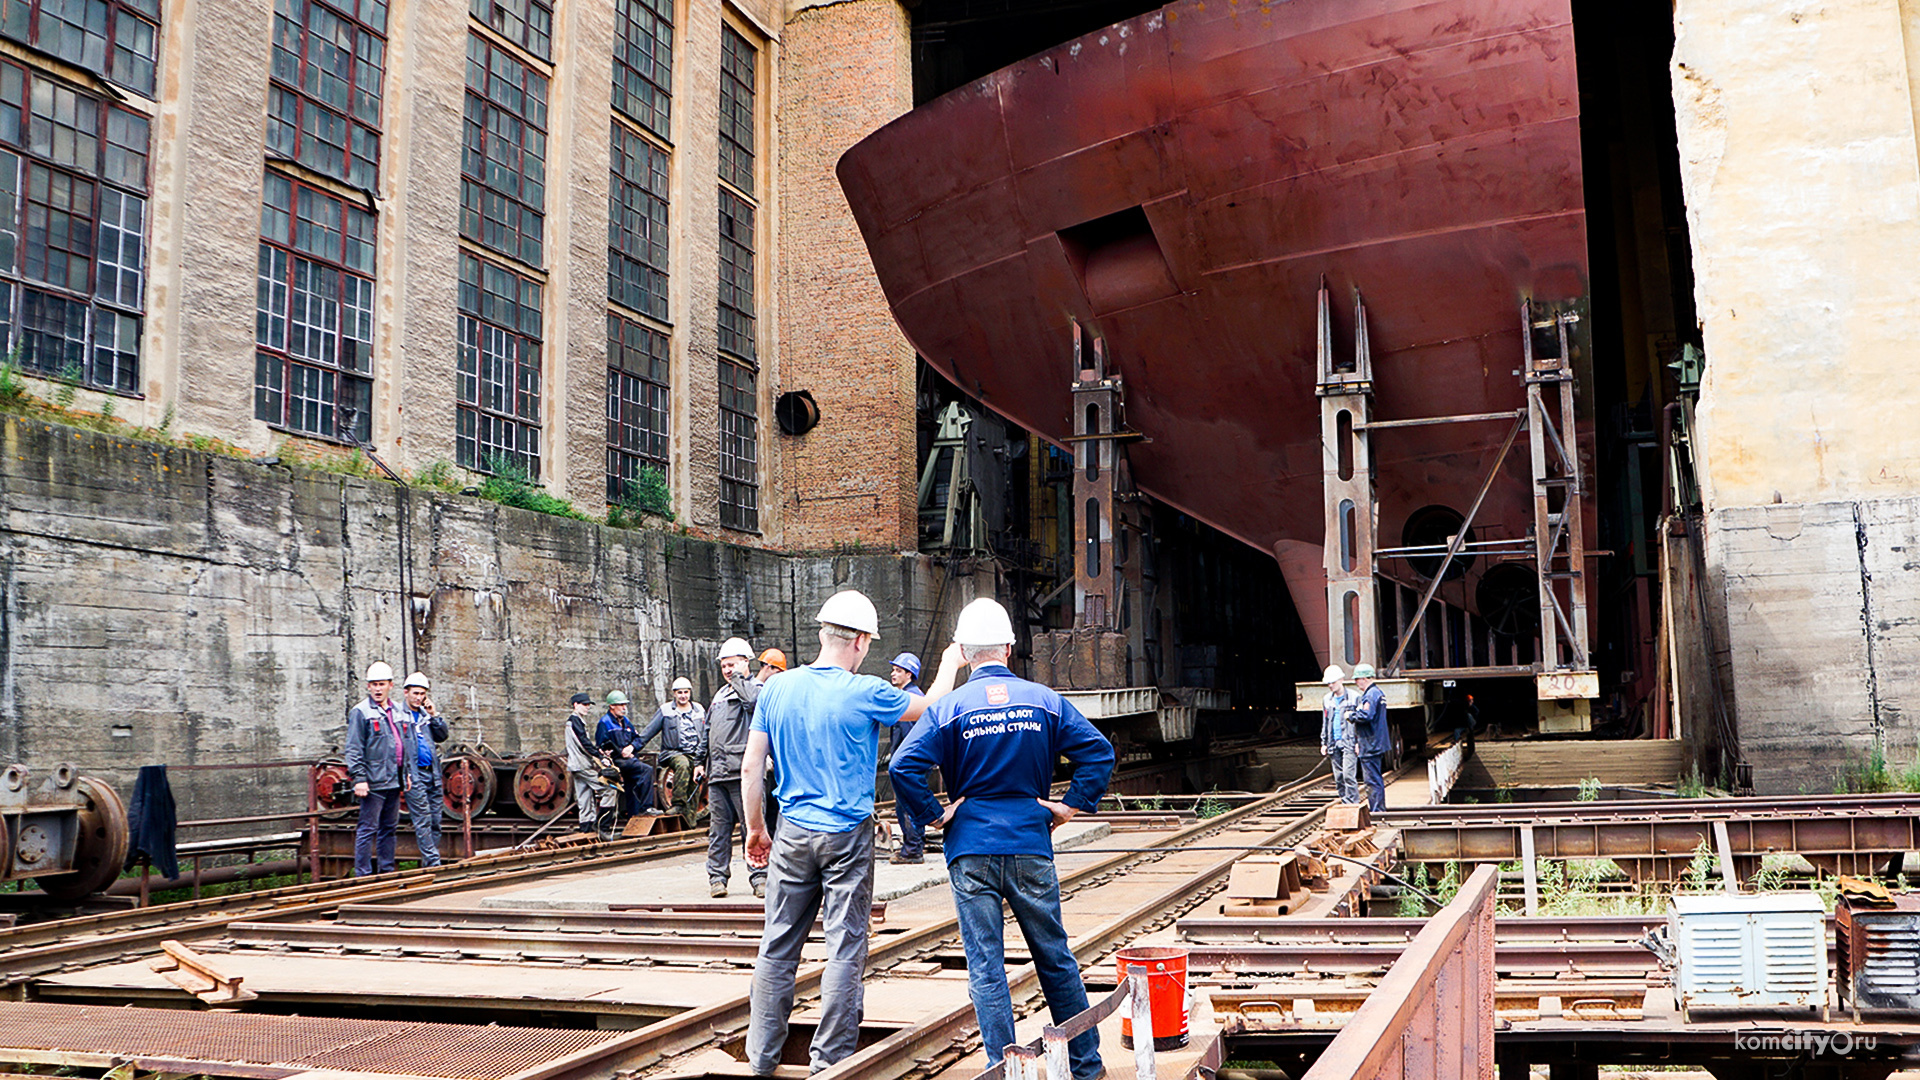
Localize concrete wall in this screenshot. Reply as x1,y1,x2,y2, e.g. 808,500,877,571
0,417,997,824
1672,0,1920,789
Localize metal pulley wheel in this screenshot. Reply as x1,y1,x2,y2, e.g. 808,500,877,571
512,753,571,821
441,752,495,821
37,776,130,901
312,758,357,810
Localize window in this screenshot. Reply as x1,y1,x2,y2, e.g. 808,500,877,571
717,187,753,360
0,0,160,96
609,123,668,322
268,0,386,191
612,0,671,139
462,34,547,267
718,24,754,194
718,358,757,531
456,251,542,477
254,171,375,441
470,0,551,60
606,313,667,504
0,67,147,393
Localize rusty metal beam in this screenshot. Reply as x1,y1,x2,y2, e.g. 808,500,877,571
1296,865,1497,1080
1186,939,1655,978
220,922,764,963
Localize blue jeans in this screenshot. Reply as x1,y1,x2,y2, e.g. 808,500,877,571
405,768,442,866
1330,747,1360,804
950,855,1101,1080
353,787,402,876
1360,754,1387,812
746,819,875,1074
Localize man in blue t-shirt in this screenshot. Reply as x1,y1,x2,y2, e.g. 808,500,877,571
741,590,959,1076
890,598,1115,1080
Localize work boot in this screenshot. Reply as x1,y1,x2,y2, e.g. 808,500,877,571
889,849,924,865
710,879,728,898
752,881,766,899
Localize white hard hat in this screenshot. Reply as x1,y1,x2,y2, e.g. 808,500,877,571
953,597,1016,647
365,661,395,682
1323,665,1344,684
671,676,693,691
402,671,431,690
817,590,881,637
718,637,754,660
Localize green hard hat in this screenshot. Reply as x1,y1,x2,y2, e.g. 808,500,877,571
605,690,630,706
1351,664,1376,680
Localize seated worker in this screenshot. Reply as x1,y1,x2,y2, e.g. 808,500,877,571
596,690,657,821
565,692,623,838
640,677,708,828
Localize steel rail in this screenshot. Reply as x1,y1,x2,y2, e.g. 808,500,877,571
1183,940,1658,977
499,777,1338,1080
336,903,797,935
1178,914,1672,944
804,792,1342,1080
220,921,767,962
1375,791,1920,824
0,830,722,980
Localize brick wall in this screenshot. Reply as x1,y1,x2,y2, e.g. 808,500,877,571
775,0,918,551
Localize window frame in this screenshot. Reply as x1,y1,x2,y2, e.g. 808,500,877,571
0,0,161,97
609,119,669,324
267,0,387,192
605,312,669,506
456,249,544,478
718,357,757,532
253,169,378,443
611,0,672,141
0,62,149,395
461,32,549,269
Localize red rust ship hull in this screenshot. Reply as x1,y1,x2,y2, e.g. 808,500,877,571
838,0,1591,664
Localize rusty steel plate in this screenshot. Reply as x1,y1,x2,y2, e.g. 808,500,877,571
0,1002,615,1078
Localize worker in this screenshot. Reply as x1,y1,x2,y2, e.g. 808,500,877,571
565,692,620,838
639,677,707,829
883,651,928,864
706,637,764,897
596,690,657,822
742,590,957,1076
889,598,1114,1080
344,661,416,876
758,647,788,677
400,671,449,866
1319,665,1359,805
1349,663,1390,811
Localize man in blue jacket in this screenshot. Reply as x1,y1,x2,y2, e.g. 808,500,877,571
1348,664,1391,811
890,598,1116,1080
884,651,929,864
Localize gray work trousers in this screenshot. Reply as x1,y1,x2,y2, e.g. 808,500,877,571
405,766,443,866
706,779,767,887
745,818,875,1075
1331,746,1360,805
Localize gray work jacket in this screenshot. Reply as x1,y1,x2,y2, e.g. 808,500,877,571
639,702,708,760
704,672,763,782
345,697,415,792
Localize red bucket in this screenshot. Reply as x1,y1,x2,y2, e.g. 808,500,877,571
1116,946,1188,1050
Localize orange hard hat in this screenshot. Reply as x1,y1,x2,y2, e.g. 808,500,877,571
758,648,788,671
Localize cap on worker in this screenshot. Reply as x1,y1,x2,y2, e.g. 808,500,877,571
1322,665,1344,684
816,590,881,637
1352,663,1377,680
718,637,754,660
758,648,788,671
570,692,593,705
606,690,630,706
365,661,395,683
953,597,1016,646
402,671,431,690
670,676,693,691
890,652,923,680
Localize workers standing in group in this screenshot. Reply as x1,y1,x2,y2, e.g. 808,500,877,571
640,677,707,829
596,690,657,820
883,651,929,864
565,692,621,838
890,598,1115,1080
1319,665,1359,805
400,672,449,866
741,590,957,1077
1348,663,1390,811
344,661,415,877
706,637,765,898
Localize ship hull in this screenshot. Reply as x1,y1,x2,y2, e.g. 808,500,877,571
839,0,1591,665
